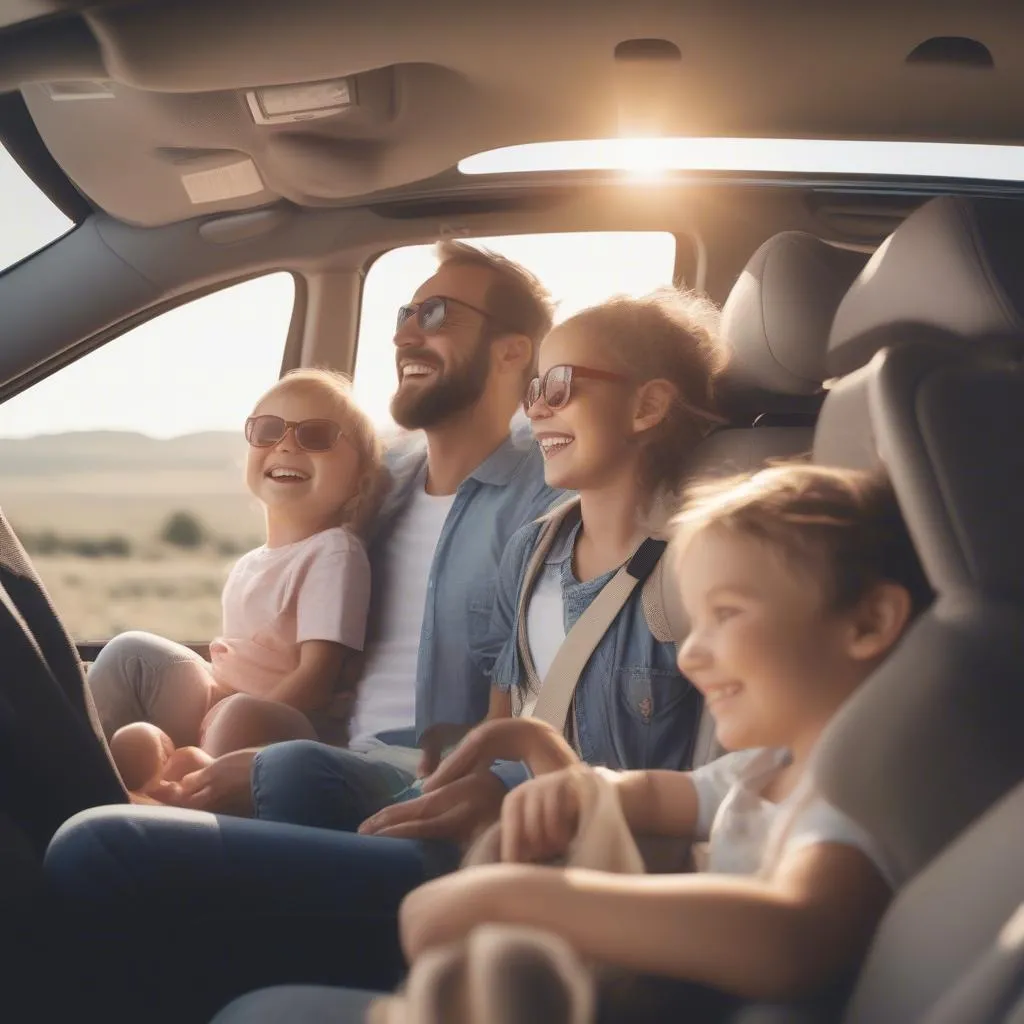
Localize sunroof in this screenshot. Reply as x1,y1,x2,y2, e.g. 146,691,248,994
458,137,1024,183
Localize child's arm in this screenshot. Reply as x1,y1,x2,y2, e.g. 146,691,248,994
487,684,513,720
262,640,351,712
498,765,700,863
401,843,891,1001
615,768,700,836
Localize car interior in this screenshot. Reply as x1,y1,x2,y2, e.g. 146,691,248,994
1,2,1023,1022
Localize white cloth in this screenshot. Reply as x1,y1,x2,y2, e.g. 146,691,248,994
520,565,566,719
689,747,896,887
209,526,370,698
348,476,455,749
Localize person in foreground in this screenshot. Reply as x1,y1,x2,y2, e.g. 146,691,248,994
213,462,934,1022
90,369,382,797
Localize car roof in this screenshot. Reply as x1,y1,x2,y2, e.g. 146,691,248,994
2,1,1024,228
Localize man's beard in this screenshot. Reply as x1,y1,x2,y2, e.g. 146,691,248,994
391,333,493,430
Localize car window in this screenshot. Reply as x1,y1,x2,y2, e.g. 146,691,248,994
1,142,74,272
353,231,676,426
0,273,295,642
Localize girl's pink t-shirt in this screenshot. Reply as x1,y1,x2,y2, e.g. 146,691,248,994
209,526,371,697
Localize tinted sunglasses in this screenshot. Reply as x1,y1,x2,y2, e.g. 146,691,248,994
396,295,494,335
245,415,343,453
523,364,629,414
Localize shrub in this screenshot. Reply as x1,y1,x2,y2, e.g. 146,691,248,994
161,511,206,550
15,528,131,558
65,535,133,558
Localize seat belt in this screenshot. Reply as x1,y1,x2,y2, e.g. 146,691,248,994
530,537,666,738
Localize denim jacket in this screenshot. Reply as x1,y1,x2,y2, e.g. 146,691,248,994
365,423,564,740
472,509,703,771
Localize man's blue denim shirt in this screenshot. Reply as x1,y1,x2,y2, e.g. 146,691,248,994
365,422,563,741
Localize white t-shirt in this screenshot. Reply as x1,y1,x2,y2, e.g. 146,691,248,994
689,747,896,888
348,477,456,749
209,526,370,698
520,566,566,718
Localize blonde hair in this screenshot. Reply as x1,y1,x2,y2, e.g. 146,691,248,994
254,368,386,537
559,287,728,504
672,463,933,615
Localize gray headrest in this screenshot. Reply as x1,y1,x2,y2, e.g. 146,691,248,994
721,231,867,395
829,196,1024,376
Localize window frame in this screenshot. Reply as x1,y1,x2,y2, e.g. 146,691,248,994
0,269,308,408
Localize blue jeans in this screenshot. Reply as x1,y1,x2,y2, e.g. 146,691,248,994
252,735,416,830
213,986,377,1023
45,805,459,1022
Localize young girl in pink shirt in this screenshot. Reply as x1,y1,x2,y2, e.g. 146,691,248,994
88,368,383,799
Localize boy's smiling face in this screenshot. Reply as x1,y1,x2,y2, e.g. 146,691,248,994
675,526,884,755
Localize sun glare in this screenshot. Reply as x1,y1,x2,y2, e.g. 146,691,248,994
459,137,1024,182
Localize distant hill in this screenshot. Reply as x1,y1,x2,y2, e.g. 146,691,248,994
0,430,247,477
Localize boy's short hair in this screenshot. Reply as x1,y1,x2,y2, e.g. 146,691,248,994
673,463,934,615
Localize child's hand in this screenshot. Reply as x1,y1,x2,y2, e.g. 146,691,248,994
173,748,257,816
498,767,587,864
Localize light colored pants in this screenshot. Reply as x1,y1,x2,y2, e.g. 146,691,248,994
87,630,218,746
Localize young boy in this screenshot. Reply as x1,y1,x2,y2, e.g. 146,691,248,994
396,464,933,1004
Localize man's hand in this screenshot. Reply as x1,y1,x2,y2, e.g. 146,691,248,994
358,771,507,844
417,722,475,778
422,718,579,794
168,748,259,817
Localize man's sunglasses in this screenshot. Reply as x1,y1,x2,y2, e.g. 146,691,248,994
245,415,344,453
396,295,494,335
523,364,628,414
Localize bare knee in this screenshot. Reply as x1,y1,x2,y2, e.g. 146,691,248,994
201,694,317,757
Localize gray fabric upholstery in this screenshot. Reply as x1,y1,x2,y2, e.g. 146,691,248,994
813,325,967,471
811,362,878,472
656,231,857,644
844,781,1024,1024
687,425,813,480
721,231,866,395
814,339,1024,884
870,344,1024,600
923,900,1024,1024
829,196,1024,376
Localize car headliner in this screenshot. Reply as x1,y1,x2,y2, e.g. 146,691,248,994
1,0,1022,227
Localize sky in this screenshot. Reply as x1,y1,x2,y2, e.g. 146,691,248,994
0,143,675,438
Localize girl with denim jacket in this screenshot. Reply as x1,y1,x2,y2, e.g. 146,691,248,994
467,287,728,772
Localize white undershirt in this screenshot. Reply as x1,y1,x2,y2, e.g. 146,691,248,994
520,566,566,719
348,478,455,749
